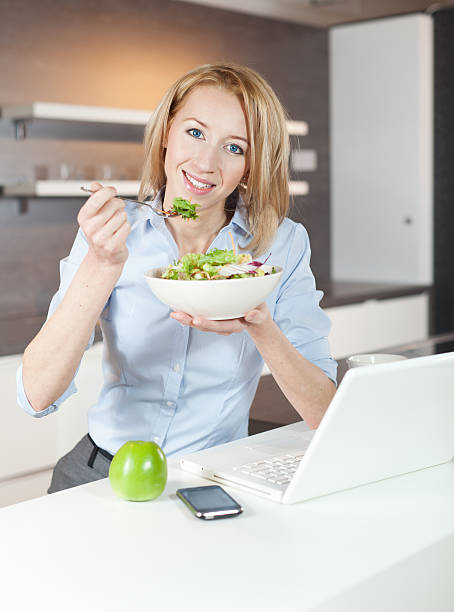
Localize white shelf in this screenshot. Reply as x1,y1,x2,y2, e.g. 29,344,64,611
1,102,152,125
2,180,140,197
2,179,308,198
286,120,308,136
0,102,308,135
289,181,309,196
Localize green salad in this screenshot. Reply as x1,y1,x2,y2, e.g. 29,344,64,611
170,197,200,220
161,249,276,280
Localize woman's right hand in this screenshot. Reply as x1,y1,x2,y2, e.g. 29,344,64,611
77,182,131,267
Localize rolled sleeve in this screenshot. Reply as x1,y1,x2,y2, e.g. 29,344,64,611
16,228,95,417
274,224,338,385
16,363,76,417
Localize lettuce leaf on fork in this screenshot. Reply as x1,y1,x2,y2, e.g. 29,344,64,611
170,197,200,220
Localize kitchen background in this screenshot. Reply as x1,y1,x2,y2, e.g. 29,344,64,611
0,0,331,355
1,0,453,506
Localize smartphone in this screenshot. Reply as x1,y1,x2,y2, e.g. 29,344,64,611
176,485,243,520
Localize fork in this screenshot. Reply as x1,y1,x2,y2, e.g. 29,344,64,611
80,186,179,218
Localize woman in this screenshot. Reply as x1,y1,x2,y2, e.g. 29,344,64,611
17,63,337,493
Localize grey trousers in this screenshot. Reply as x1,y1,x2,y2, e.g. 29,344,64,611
48,434,112,494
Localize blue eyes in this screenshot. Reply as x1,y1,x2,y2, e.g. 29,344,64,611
188,128,203,139
227,144,242,155
186,128,244,155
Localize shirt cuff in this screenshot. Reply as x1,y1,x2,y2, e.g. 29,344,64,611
16,364,76,418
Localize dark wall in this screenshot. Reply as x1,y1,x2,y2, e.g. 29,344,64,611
0,0,330,355
434,6,454,334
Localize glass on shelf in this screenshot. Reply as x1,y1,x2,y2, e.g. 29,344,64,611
58,162,80,180
102,164,115,180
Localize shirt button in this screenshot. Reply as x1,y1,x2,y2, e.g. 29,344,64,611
166,401,174,407
173,363,180,373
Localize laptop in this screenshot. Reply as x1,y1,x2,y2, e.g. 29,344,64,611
180,352,454,503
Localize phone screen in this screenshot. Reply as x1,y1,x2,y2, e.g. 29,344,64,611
177,485,242,517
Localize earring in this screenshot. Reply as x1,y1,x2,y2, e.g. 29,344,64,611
239,176,248,189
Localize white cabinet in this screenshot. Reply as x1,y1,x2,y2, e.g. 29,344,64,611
0,469,54,508
0,343,103,508
330,15,433,284
325,293,429,359
0,354,56,508
0,355,57,483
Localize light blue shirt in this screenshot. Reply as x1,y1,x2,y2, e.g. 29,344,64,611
17,191,337,457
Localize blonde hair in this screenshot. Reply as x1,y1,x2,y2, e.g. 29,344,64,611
139,63,290,255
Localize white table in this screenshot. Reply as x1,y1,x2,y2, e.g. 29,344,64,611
1,459,454,612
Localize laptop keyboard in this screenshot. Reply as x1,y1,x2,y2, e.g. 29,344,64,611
233,452,306,485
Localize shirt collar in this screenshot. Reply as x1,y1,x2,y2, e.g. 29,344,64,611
228,191,252,237
144,188,166,230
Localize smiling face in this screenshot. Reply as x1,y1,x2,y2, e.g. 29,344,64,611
163,85,249,214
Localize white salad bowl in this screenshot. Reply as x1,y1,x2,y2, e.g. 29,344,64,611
144,264,283,320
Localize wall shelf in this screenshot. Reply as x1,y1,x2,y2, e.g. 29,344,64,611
286,120,309,136
0,102,309,209
1,102,152,125
289,181,309,196
1,179,308,198
2,180,140,197
0,102,308,137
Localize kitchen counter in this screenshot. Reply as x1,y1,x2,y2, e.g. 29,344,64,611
319,280,431,308
335,330,454,383
1,455,454,611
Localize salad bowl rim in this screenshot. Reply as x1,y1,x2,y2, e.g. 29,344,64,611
144,264,283,283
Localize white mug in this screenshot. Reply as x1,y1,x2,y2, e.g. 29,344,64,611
346,353,408,369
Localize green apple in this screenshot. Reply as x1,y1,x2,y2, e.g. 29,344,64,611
109,440,167,501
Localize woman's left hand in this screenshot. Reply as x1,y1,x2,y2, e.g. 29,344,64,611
170,302,271,335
